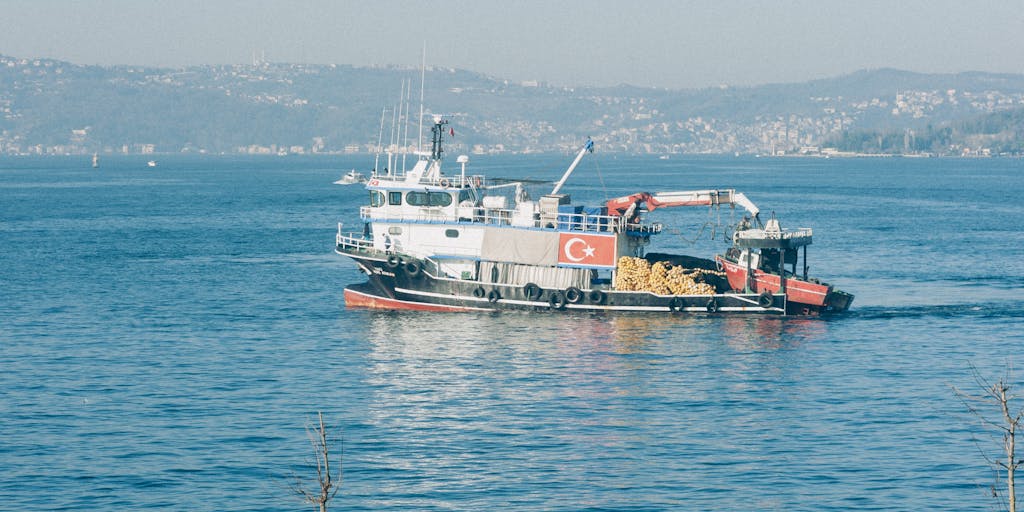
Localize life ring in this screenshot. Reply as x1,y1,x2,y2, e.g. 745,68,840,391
587,289,606,305
706,298,719,313
404,261,421,278
487,289,501,303
548,291,567,310
523,283,542,301
473,286,486,298
439,178,450,188
565,286,583,304
385,255,402,269
668,297,683,312
758,291,774,308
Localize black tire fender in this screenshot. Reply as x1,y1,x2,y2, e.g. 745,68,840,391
548,291,566,310
758,291,774,308
523,282,542,301
404,261,421,278
565,286,583,304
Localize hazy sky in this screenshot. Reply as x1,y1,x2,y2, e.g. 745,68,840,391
2,0,1022,89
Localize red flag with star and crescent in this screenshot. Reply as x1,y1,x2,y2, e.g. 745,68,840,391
557,232,617,268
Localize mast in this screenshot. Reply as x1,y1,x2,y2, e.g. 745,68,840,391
551,138,594,195
430,117,449,161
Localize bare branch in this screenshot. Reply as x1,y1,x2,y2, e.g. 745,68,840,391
289,411,343,512
956,361,1020,512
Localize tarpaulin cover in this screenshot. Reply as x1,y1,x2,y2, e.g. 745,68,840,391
481,228,559,266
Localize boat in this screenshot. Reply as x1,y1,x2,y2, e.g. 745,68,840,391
147,160,157,167
335,117,853,316
92,153,99,168
334,169,367,185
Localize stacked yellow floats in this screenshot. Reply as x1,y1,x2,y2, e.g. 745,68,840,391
613,256,724,295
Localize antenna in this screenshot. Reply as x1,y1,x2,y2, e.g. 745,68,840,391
417,42,426,155
397,79,407,172
402,77,412,171
374,107,386,175
388,84,400,174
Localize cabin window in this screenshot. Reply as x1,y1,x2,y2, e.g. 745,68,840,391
369,191,385,207
431,192,453,207
445,229,460,238
388,226,402,235
389,192,402,205
407,191,453,207
407,191,428,206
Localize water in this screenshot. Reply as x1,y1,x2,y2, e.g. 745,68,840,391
1,154,1022,511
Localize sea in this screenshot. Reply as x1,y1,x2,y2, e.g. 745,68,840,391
1,153,1022,511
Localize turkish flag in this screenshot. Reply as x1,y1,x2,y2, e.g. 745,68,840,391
557,232,617,268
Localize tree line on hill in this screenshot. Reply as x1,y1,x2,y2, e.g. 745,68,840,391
827,109,1024,155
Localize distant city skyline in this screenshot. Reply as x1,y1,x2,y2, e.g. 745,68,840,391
1,0,1022,90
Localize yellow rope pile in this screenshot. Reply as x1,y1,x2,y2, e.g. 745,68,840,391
613,256,724,295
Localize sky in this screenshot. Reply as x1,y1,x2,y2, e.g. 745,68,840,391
1,0,1022,90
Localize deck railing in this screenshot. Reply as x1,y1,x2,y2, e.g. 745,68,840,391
735,227,813,240
368,171,487,189
360,207,625,233
336,224,375,253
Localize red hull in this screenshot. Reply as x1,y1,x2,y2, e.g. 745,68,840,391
716,256,830,307
344,287,484,312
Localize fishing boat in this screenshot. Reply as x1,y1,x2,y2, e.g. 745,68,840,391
334,169,367,185
335,117,852,315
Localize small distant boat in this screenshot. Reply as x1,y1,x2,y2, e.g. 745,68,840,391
334,169,366,185
147,160,157,167
92,153,99,168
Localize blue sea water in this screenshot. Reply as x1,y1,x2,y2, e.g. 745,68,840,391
1,154,1023,511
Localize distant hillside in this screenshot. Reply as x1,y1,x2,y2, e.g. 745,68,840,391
826,107,1024,156
2,55,1023,156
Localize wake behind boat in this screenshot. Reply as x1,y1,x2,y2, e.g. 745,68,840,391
335,117,852,316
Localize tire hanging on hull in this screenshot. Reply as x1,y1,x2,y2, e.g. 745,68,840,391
548,291,567,310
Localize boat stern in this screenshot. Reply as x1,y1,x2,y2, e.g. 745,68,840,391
825,289,854,312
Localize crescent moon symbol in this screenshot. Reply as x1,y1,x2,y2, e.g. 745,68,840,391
564,238,587,262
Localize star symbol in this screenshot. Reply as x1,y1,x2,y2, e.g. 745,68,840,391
583,245,596,258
